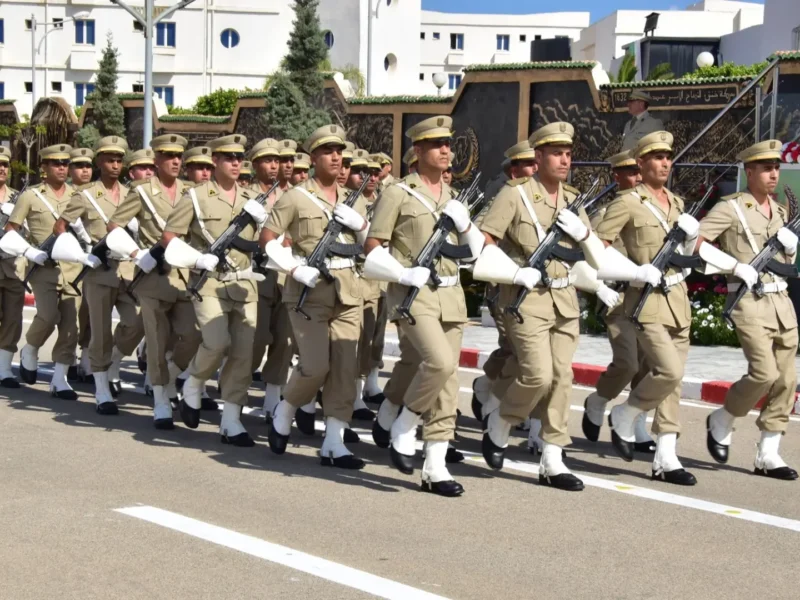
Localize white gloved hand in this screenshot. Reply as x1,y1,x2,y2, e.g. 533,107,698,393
777,227,798,255
23,247,48,266
82,254,101,269
1,203,15,217
195,254,219,271
333,204,366,232
126,217,139,236
243,200,267,226
677,213,699,238
70,218,92,245
135,250,158,273
292,265,320,288
512,267,541,290
442,200,472,233
398,266,430,288
556,209,588,242
596,283,620,309
734,262,758,289
635,263,662,286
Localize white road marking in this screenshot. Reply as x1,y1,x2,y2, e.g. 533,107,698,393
115,505,451,600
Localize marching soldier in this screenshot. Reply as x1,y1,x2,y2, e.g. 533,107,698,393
698,140,798,480
442,151,454,186
402,147,418,175
126,149,156,182
363,116,484,496
263,125,369,469
277,139,298,194
374,152,394,192
337,142,355,187
622,91,664,152
183,147,214,185
291,153,311,186
248,138,280,195
238,161,254,186
69,148,94,186
363,155,382,202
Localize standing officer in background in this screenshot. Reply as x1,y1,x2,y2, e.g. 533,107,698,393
183,147,214,185
248,138,281,196
374,152,394,192
126,149,156,182
69,148,94,186
336,142,355,187
698,140,798,480
277,139,298,194
291,153,311,186
622,91,664,152
238,161,254,186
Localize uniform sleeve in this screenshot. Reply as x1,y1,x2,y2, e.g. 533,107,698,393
698,201,733,243
8,192,32,226
59,192,87,225
367,185,403,241
110,188,143,228
479,185,517,241
265,191,297,236
595,196,630,243
353,195,367,219
164,193,194,236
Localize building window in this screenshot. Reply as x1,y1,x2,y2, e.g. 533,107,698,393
497,34,509,51
0,83,4,100
535,34,542,40
156,22,176,48
221,28,239,48
51,81,62,93
450,33,463,50
420,32,425,40
52,18,64,30
448,74,462,90
25,19,33,31
419,73,424,81
75,20,96,45
134,21,144,32
25,82,33,93
432,32,440,40
323,30,334,49
75,83,95,106
154,86,174,106
0,19,4,43
132,83,144,93
520,34,526,42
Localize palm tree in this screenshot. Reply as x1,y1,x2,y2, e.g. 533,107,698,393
647,62,675,81
608,53,637,83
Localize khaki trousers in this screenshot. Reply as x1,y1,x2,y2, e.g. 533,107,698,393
596,313,640,401
725,322,798,433
0,278,25,353
397,316,463,441
357,296,387,377
251,292,294,386
628,323,690,436
78,296,90,349
284,301,361,422
190,295,256,406
383,326,416,407
482,290,513,381
84,280,144,373
27,274,80,365
139,294,201,386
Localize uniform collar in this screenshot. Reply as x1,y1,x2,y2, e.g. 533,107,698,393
304,177,347,208
741,190,777,222
531,174,563,209
637,110,650,123
636,182,676,217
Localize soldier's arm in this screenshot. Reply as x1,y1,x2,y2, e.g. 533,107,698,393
364,185,402,255
696,201,732,250
5,192,32,233
54,192,86,234
594,196,630,248
479,185,517,246
260,193,296,248
108,188,143,232
159,193,194,248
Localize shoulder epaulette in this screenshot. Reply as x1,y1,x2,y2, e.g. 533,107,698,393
563,184,580,196
75,182,94,192
508,177,529,186
776,203,788,218
721,192,743,201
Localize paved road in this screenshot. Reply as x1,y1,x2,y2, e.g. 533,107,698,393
2,308,800,599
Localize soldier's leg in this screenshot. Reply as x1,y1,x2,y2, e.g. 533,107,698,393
77,296,92,381
251,296,272,374
21,274,60,383
0,280,25,387
473,290,513,420
369,295,387,369
84,281,117,412
261,299,294,414
217,299,257,445
138,295,173,427
373,325,420,447
109,286,144,393
48,293,80,399
169,297,202,373
353,297,378,420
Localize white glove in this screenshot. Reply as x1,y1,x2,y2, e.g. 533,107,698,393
195,254,219,271
126,217,139,236
512,267,541,290
596,283,620,309
677,213,699,238
1,203,14,217
398,266,430,288
777,227,798,255
442,200,472,233
293,265,320,288
556,210,588,242
734,262,758,289
333,204,366,232
243,200,267,226
82,254,101,269
70,219,92,245
135,250,158,273
23,247,48,266
634,263,662,286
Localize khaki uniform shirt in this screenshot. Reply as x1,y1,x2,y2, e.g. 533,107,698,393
595,183,690,327
590,192,628,317
379,174,395,193
250,181,292,300
110,176,190,302
266,178,365,307
368,173,466,323
699,191,796,330
164,180,259,303
1,185,25,282
622,110,665,151
480,175,587,320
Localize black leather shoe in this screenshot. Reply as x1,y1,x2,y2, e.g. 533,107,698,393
268,425,289,455
321,454,365,469
539,472,585,491
67,366,79,382
154,418,175,431
634,440,657,454
482,433,505,470
352,407,375,421
201,396,219,411
372,420,390,448
609,414,634,462
19,365,37,385
445,446,464,464
96,402,119,415
179,399,200,429
295,408,316,435
110,381,122,398
421,479,464,497
221,432,255,447
1,377,20,389
581,399,601,442
364,392,385,405
706,415,728,464
754,465,799,481
344,428,360,444
652,468,697,486
51,389,78,401
390,446,415,475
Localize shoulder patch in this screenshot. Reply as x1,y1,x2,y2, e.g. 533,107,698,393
563,184,580,196
240,189,254,199
508,177,529,186
721,192,743,202
75,183,94,192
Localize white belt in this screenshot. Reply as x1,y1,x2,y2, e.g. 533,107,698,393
728,281,787,293
294,255,355,271
631,272,685,289
434,275,459,288
542,272,576,289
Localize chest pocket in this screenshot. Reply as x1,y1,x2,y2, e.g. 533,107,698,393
735,221,765,254
298,208,325,239
398,203,429,240
199,213,224,240
634,216,663,247
515,210,541,252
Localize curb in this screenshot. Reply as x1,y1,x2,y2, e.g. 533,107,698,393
25,293,35,307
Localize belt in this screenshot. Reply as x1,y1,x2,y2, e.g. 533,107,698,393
434,275,459,288
542,273,576,290
630,272,685,289
295,255,355,271
728,281,788,293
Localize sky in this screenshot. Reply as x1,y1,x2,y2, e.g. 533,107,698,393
422,0,764,24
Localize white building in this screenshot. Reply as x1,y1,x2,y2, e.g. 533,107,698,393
719,0,800,65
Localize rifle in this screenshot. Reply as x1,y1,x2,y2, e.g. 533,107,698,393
23,229,85,290
125,244,167,302
0,184,26,231
69,233,114,295
395,174,484,326
722,185,800,328
505,179,617,324
628,188,713,331
293,176,371,320
188,182,279,301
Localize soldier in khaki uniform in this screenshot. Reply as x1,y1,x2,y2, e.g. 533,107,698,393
183,147,214,184
238,160,254,186
69,148,94,186
336,141,355,187
291,153,310,186
363,116,484,496
159,134,264,445
697,140,798,480
104,134,203,430
263,125,369,469
126,149,156,182
54,136,144,414
277,139,298,194
622,91,664,152
374,152,394,192
402,147,418,175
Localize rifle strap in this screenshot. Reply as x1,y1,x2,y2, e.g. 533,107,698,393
32,189,60,220
188,188,217,247
396,183,439,217
727,200,759,254
136,186,167,231
517,184,572,274
82,190,110,224
294,187,347,244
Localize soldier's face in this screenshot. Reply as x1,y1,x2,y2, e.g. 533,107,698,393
69,164,93,185
43,160,70,184
279,157,294,181
628,100,646,115
512,159,537,179
367,170,380,193
638,152,672,185
536,145,571,182
0,162,8,185
613,167,641,191
156,152,183,179
97,153,124,179
380,163,392,180
129,164,156,181
186,164,212,183
213,152,242,181
442,170,453,185
346,169,364,190
312,146,343,182
746,162,780,195
337,161,351,186
291,169,309,185
416,139,450,172
255,156,280,181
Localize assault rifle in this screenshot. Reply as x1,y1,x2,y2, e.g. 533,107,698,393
722,185,800,328
395,174,483,326
188,182,279,301
125,244,167,302
24,229,83,290
293,176,371,320
69,233,113,295
505,179,617,324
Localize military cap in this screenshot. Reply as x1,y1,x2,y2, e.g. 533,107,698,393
368,156,382,170
406,115,453,143
504,140,536,162
249,138,280,161
634,130,673,159
40,144,73,161
303,124,347,153
607,149,637,169
736,139,782,164
94,135,128,155
501,157,512,170
69,147,94,165
628,90,654,103
528,122,574,149
293,153,311,170
343,141,356,160
278,139,298,157
208,134,247,154
240,161,253,176
184,146,213,166
373,152,393,165
127,148,156,167
151,134,188,153
402,147,418,166
0,146,11,164
351,149,370,168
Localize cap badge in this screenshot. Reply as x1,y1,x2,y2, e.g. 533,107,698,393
437,118,444,127
170,136,177,143
559,123,566,132
770,141,776,149
329,125,336,134
112,137,118,143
